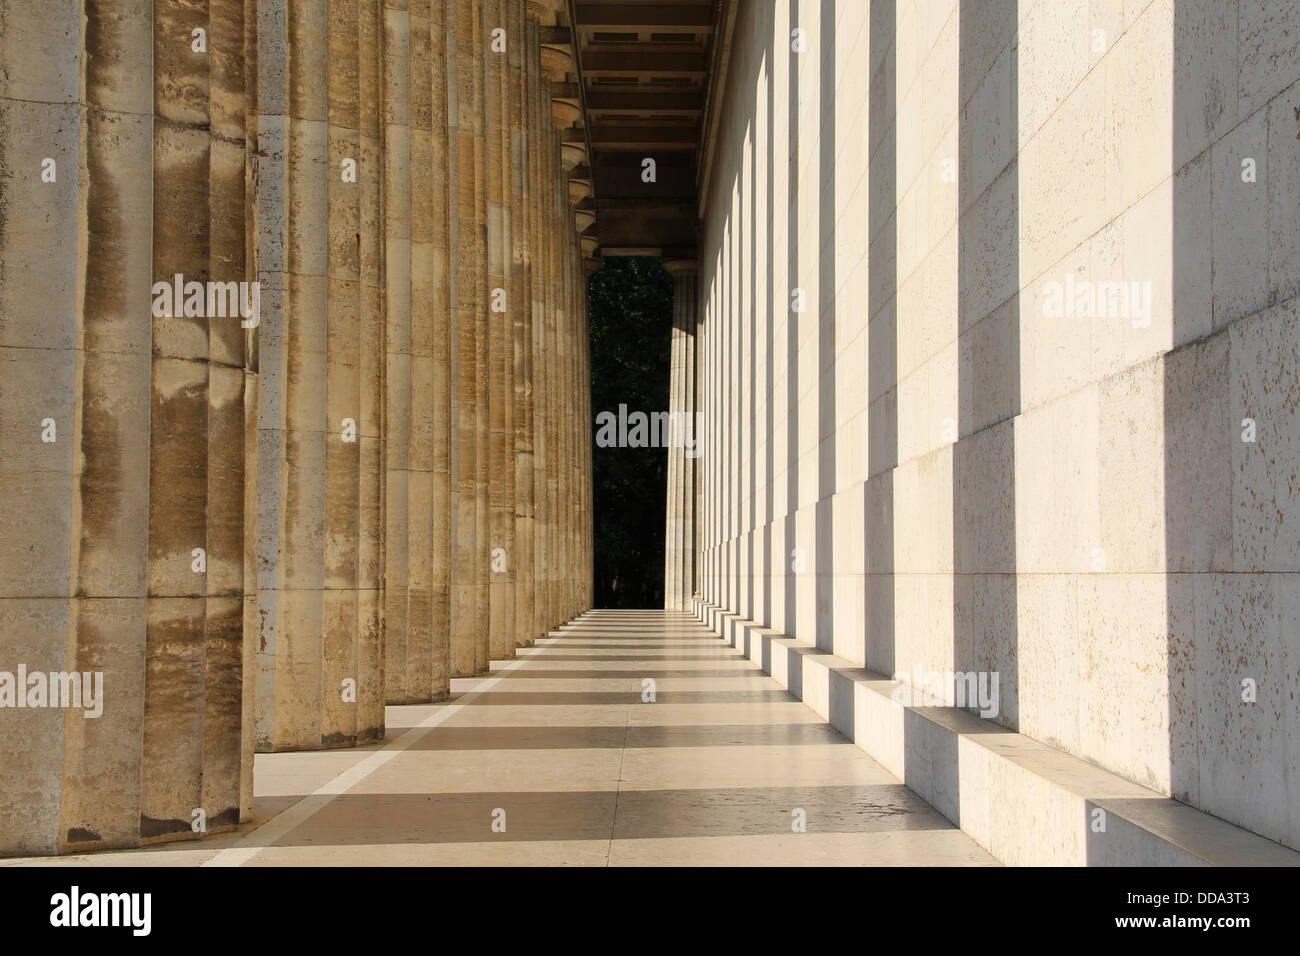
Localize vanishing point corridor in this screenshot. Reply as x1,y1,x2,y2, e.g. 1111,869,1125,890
3,610,992,867
6,0,1300,884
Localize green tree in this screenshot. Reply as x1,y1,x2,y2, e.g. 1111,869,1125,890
588,257,672,608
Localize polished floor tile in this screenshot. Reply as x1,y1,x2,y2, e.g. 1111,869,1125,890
3,610,996,866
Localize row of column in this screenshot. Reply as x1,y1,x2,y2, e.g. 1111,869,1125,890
0,0,594,856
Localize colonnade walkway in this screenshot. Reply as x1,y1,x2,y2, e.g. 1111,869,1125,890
2,611,994,867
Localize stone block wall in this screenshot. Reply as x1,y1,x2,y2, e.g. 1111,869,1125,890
694,0,1300,851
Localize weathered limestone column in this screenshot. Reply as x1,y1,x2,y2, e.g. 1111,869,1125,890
586,261,596,609
383,0,452,703
470,0,492,674
144,0,253,836
662,260,698,610
423,0,454,698
486,0,516,661
254,0,386,751
563,221,579,620
548,124,564,630
543,14,571,634
554,147,570,625
513,2,538,649
524,6,546,642
664,273,685,608
0,0,252,852
356,0,386,747
582,258,599,610
136,0,251,840
691,281,701,606
382,0,414,700
533,39,554,638
682,271,697,606
450,0,485,676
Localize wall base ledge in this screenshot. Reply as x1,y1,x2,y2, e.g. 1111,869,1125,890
691,599,1300,866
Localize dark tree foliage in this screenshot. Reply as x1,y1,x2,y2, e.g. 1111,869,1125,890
588,257,673,609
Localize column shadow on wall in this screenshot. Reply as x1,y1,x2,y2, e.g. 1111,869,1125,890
817,0,849,737
926,0,1022,828
783,0,801,640
865,0,897,682
762,14,777,630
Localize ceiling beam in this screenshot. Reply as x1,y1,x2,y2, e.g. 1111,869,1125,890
584,125,698,149
594,151,695,168
581,51,708,75
540,26,574,45
584,91,703,112
574,4,715,29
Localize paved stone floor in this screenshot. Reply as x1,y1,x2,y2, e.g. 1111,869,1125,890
4,610,995,866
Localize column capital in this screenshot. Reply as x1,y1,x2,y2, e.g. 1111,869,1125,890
540,44,572,81
661,258,698,278
525,0,562,22
552,98,582,127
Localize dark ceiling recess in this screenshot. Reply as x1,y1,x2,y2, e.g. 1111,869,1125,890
567,0,720,259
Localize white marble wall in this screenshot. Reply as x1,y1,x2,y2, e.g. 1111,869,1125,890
696,0,1300,851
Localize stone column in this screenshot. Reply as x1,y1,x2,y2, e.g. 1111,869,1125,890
0,0,253,852
662,260,698,610
512,0,536,649
542,13,572,634
470,0,492,675
692,283,702,605
356,0,386,749
486,0,516,661
253,0,386,752
450,0,482,677
548,126,563,630
554,156,570,625
586,262,596,609
382,0,413,700
664,276,684,608
684,272,698,604
564,223,579,620
382,0,451,704
425,0,454,698
512,7,538,647
533,44,553,638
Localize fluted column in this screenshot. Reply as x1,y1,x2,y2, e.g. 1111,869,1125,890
426,0,454,698
0,0,255,853
585,261,597,609
511,0,536,650
356,0,386,748
513,10,539,648
470,0,492,675
409,0,451,701
663,260,698,610
555,147,570,625
564,219,579,620
383,0,452,703
533,42,553,638
683,273,698,604
486,0,516,661
253,0,386,752
382,0,413,700
664,276,684,608
450,0,485,677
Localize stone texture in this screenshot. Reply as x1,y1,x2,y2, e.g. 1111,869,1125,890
0,0,592,856
692,0,1300,858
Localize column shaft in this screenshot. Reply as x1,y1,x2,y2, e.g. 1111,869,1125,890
450,0,480,678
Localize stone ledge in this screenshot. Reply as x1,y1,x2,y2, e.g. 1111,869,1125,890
691,598,1300,867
